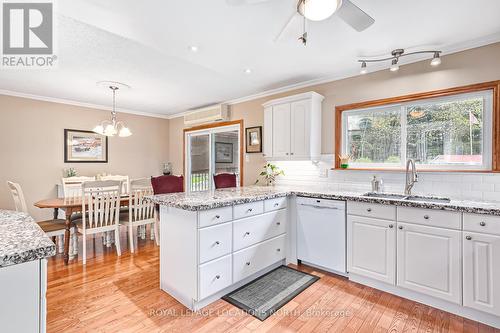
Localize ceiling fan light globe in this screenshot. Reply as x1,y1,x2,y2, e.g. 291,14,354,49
299,0,342,21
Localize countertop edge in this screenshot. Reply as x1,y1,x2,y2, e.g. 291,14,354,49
146,189,500,216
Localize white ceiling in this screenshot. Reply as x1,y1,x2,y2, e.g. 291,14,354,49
1,0,500,117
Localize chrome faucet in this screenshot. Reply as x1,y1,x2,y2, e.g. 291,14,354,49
404,159,418,195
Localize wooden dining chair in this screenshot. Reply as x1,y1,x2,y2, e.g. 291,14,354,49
6,181,72,254
62,176,96,200
74,180,122,265
120,178,158,252
213,173,238,189
100,175,130,195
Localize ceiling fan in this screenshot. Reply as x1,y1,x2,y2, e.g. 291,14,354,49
228,0,375,46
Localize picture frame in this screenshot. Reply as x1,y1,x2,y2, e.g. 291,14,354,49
215,142,233,163
245,126,262,153
64,129,108,163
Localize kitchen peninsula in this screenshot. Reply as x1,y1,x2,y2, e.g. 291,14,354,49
148,186,500,328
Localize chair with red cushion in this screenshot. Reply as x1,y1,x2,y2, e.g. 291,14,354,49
213,173,237,189
151,175,184,194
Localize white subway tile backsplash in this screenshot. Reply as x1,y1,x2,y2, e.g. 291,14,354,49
274,158,500,202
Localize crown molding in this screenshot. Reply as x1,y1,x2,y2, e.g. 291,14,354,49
221,33,500,107
0,89,170,119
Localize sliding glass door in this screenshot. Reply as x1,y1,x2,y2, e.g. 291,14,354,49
185,123,241,192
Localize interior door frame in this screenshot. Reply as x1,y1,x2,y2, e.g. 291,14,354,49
183,119,244,190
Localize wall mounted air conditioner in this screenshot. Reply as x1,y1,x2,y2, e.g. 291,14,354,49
184,104,229,126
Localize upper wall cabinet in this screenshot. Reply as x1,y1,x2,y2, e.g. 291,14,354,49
262,92,324,161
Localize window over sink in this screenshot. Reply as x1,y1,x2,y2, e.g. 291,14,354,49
336,83,498,171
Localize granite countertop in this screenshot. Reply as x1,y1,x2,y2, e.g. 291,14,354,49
146,185,500,216
0,210,56,268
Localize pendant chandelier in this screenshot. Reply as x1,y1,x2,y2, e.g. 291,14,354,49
93,83,132,137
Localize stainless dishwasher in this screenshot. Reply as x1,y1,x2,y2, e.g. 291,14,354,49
296,196,347,275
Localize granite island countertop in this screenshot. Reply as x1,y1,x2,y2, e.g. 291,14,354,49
146,185,500,216
0,210,56,268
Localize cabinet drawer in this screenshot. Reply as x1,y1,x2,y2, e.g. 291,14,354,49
265,197,287,212
233,210,286,251
347,201,396,220
233,201,264,220
199,206,233,228
463,213,500,235
198,222,232,264
397,207,461,230
198,255,232,300
233,234,286,283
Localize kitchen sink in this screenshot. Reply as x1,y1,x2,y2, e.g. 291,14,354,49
363,192,408,200
363,192,451,203
404,196,451,204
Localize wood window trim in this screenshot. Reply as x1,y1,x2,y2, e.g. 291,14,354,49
334,80,500,171
183,119,244,188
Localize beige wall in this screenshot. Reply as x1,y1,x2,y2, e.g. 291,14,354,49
0,95,169,220
169,42,500,185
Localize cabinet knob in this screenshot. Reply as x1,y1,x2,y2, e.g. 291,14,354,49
276,222,281,225
423,215,430,220
274,203,279,207
367,208,372,212
215,275,221,280
388,224,394,228
480,221,486,226
244,231,251,236
215,215,220,219
291,153,294,155
398,226,403,230
466,235,472,240
214,241,220,246
276,248,281,252
246,262,251,266
286,153,289,155
247,208,253,212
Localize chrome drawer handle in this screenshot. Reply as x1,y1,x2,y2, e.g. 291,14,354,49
215,275,221,280
246,262,251,266
466,235,472,240
398,226,403,230
247,208,253,212
367,208,372,212
215,215,220,219
274,203,279,207
388,224,394,228
316,200,321,203
244,232,251,236
480,221,486,226
276,222,281,226
423,215,430,220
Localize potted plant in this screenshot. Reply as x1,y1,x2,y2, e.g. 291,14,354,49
255,163,284,186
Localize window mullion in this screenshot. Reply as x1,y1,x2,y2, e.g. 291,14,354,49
400,105,407,167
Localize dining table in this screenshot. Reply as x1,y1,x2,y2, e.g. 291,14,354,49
34,196,130,265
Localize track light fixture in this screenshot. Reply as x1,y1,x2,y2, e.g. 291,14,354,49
358,48,442,74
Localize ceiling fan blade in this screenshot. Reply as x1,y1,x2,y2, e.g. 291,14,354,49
274,10,301,42
337,0,375,32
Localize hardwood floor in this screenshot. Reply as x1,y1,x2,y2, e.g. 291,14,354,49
47,232,499,333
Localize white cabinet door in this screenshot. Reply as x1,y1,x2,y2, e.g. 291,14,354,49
263,106,273,158
347,215,396,284
290,100,310,158
0,260,41,333
272,103,291,158
463,232,500,315
397,222,461,304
